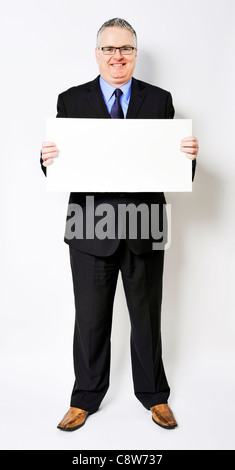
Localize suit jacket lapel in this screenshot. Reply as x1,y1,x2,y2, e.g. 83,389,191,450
86,76,146,119
87,76,111,118
126,78,146,119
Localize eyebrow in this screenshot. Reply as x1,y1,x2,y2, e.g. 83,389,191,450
101,44,134,47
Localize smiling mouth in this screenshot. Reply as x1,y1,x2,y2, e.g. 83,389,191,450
110,63,126,67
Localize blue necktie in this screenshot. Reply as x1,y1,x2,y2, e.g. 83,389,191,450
110,88,124,119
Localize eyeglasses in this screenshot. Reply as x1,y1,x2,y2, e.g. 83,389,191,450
98,46,135,55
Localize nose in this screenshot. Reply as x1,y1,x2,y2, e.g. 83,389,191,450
113,48,123,59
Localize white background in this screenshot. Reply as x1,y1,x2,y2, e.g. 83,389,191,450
1,0,235,451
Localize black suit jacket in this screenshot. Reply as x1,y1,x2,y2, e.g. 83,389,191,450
41,75,196,255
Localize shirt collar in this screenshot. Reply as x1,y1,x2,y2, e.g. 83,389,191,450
99,76,132,102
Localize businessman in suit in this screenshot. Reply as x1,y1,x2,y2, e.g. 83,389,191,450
41,18,198,431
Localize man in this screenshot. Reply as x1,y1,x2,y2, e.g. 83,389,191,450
41,18,198,431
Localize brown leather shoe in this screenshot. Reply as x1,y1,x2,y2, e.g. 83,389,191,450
151,404,178,429
57,407,89,431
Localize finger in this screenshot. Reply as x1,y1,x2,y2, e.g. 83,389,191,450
181,136,198,143
42,158,53,167
42,142,57,156
42,141,57,148
181,140,198,147
42,145,57,154
180,146,197,154
42,150,57,160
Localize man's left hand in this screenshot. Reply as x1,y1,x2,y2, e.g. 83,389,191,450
180,136,199,160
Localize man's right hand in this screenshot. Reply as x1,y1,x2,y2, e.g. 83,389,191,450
41,142,58,167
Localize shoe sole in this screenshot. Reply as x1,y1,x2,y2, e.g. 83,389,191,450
152,416,177,429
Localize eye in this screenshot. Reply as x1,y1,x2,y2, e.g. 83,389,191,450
104,47,115,53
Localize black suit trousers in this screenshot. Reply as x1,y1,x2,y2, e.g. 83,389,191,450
69,239,170,413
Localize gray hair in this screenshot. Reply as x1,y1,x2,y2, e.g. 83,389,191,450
96,18,137,47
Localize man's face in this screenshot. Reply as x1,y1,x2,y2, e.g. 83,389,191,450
95,27,137,87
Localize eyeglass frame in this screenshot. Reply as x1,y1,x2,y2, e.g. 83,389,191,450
97,46,136,55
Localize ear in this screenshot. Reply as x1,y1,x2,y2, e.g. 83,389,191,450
95,48,99,64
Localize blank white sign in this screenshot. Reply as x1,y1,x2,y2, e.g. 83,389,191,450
46,118,192,192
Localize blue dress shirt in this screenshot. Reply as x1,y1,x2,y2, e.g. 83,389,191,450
99,76,132,118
